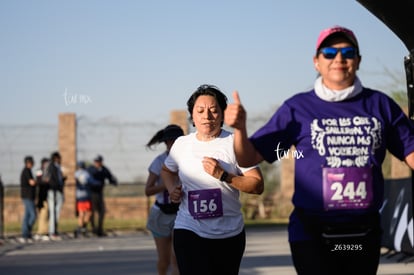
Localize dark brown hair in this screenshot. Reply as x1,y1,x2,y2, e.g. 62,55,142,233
186,84,227,126
146,124,184,149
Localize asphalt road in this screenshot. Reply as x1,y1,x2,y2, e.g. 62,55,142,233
0,226,412,275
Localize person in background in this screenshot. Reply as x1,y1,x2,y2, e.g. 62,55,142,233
161,84,264,275
74,161,98,238
145,124,184,275
34,157,50,241
88,155,117,237
44,151,66,241
224,26,414,275
19,156,36,243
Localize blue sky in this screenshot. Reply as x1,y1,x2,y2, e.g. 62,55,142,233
0,0,410,125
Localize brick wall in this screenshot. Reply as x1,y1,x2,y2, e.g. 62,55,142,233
3,194,149,224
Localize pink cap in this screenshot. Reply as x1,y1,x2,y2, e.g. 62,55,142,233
316,25,359,52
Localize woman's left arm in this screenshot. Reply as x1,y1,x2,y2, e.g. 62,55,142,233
405,151,414,170
225,167,264,195
202,156,264,194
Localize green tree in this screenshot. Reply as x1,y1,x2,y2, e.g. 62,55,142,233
381,66,408,108
380,67,409,179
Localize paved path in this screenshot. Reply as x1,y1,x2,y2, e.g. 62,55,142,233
0,226,412,274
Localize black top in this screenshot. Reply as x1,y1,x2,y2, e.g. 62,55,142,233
88,165,117,193
36,169,49,208
45,162,65,192
20,167,35,200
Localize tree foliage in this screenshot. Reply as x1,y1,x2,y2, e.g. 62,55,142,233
381,66,408,107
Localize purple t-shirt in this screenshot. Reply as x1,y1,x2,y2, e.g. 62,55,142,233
250,88,414,241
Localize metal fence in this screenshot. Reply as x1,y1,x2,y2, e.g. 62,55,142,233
0,116,167,185
76,116,166,184
0,123,58,185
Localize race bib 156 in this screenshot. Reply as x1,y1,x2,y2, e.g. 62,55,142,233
188,188,223,219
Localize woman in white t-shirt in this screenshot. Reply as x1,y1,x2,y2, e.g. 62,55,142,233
145,124,184,275
161,85,264,275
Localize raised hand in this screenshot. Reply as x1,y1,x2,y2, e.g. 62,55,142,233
224,91,247,130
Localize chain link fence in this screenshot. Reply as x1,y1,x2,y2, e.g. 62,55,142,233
0,116,169,185
0,123,58,185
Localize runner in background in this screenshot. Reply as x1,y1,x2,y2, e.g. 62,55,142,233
145,124,184,275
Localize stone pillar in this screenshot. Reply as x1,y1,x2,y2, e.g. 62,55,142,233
58,113,77,218
170,110,189,134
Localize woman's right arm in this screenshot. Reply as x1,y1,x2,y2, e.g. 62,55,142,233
233,128,264,167
144,171,165,197
161,165,182,203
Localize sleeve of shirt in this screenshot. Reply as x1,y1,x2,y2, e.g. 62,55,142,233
238,164,258,175
386,97,414,160
103,166,117,184
148,155,163,176
250,103,297,163
21,169,29,186
164,141,180,173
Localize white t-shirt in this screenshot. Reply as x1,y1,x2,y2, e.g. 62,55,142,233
164,129,254,239
148,151,170,205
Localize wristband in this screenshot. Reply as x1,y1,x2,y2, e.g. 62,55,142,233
220,171,228,182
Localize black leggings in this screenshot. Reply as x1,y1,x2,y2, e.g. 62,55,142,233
290,230,381,275
173,229,246,275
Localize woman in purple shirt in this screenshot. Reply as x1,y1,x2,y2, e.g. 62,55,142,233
225,26,414,275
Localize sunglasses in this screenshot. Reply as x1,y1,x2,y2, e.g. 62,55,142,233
319,47,358,59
